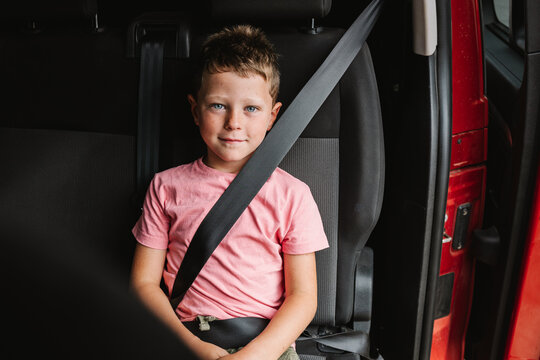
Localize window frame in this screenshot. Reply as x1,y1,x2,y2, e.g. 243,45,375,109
484,0,525,54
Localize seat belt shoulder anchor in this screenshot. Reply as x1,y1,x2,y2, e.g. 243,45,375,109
127,12,191,59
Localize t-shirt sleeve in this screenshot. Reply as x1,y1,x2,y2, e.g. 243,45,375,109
281,183,329,255
132,175,170,250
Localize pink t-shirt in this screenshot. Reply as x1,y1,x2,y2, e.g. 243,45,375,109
132,158,329,321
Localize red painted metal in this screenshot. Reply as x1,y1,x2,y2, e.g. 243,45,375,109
451,0,488,135
442,167,486,243
504,164,540,360
450,129,488,170
430,0,489,358
431,166,486,360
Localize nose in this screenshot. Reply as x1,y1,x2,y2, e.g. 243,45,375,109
224,109,242,130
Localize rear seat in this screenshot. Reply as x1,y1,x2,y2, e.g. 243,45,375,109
0,0,139,274
2,0,384,357
1,1,199,357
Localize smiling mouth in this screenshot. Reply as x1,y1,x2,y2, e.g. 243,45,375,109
219,137,245,143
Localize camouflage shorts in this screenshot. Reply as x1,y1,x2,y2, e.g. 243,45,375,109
227,346,299,360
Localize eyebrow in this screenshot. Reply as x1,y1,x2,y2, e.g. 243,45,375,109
204,95,266,105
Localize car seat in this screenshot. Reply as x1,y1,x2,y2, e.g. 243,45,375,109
0,1,197,358
130,0,385,357
0,0,141,273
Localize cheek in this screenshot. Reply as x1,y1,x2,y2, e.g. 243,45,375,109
266,117,274,130
250,120,272,140
264,114,275,131
195,120,213,141
198,113,220,131
198,122,216,139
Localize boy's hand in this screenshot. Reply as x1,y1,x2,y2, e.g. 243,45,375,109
191,338,229,360
218,345,263,360
218,352,249,360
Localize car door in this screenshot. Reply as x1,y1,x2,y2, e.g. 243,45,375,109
427,0,540,359
463,0,540,359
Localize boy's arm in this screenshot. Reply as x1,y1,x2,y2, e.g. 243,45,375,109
222,252,318,360
130,243,229,360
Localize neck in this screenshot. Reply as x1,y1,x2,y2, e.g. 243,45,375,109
202,155,245,174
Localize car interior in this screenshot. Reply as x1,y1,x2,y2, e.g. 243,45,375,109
1,0,480,359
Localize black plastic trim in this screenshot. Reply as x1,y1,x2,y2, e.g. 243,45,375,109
419,0,453,358
452,203,472,250
489,51,540,359
434,272,455,319
353,247,374,333
526,0,540,53
472,226,501,266
127,12,191,59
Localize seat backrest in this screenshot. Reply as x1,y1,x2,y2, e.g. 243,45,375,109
0,0,140,274
1,3,204,357
164,0,385,328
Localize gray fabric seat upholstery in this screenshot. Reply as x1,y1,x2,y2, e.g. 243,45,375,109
1,2,197,358
165,1,385,356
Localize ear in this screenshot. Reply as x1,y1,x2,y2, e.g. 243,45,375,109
267,101,282,131
187,94,200,126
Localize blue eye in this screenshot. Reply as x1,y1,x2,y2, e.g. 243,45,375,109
246,106,257,112
211,104,225,110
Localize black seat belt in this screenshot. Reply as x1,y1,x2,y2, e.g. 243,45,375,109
135,40,164,207
131,15,190,208
170,0,384,310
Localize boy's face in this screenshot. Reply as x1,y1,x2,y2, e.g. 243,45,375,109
188,71,282,173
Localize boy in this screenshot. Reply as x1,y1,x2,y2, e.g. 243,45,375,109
130,25,329,360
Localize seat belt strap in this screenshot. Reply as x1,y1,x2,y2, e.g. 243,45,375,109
135,40,164,206
170,0,384,309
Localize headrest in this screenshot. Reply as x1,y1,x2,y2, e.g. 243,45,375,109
1,0,97,21
210,0,332,21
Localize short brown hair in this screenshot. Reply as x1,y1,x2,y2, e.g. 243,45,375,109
193,24,280,102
